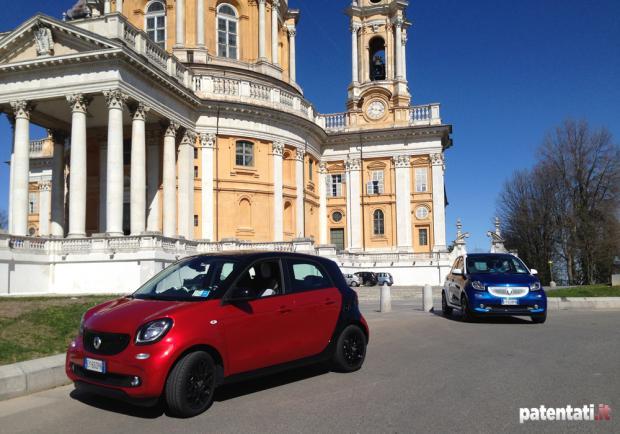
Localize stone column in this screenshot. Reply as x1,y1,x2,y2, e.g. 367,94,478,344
258,0,267,60
162,122,179,238
38,182,51,236
130,103,149,235
394,155,412,251
50,132,66,237
9,101,31,237
66,94,90,238
175,0,185,47
287,26,296,82
401,29,408,81
104,90,127,237
196,0,205,47
318,163,328,245
6,115,15,234
295,149,305,237
351,23,360,84
394,17,403,79
272,141,284,241
116,0,123,14
98,140,107,233
271,0,279,64
104,0,111,14
345,157,362,251
431,153,447,251
178,130,195,240
146,131,161,233
200,133,216,241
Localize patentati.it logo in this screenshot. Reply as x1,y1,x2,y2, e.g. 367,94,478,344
519,404,611,423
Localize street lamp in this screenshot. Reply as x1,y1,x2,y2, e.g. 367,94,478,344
548,260,556,288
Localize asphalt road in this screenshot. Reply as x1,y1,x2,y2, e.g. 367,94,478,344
1,303,618,434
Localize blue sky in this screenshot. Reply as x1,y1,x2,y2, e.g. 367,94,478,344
1,0,619,250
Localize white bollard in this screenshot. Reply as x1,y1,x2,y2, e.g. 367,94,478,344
423,284,433,312
380,282,391,313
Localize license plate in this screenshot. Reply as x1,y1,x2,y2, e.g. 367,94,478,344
501,298,519,306
84,357,106,373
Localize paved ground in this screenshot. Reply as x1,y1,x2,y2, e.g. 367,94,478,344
0,303,618,434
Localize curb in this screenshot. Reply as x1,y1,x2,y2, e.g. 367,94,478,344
0,354,69,401
546,297,620,311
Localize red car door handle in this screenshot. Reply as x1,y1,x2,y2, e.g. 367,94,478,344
325,299,336,306
279,306,292,314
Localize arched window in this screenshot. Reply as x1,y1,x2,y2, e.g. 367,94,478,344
217,4,239,59
239,198,251,228
369,37,386,81
373,209,385,235
145,0,166,48
284,201,293,235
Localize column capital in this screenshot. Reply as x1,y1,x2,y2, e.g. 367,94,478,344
103,89,128,110
392,16,404,28
272,141,285,156
257,0,266,4
181,130,197,146
10,101,33,120
393,155,411,168
200,132,217,148
287,26,296,38
350,22,362,33
164,121,180,137
130,102,150,121
430,152,445,166
272,0,280,8
38,181,51,192
295,148,306,162
66,94,91,113
345,157,362,171
319,162,328,174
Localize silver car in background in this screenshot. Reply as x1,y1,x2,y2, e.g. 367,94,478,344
377,272,394,286
344,273,361,287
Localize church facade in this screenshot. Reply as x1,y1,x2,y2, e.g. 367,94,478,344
0,0,454,293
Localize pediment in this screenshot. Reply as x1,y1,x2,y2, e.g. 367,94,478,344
327,162,345,172
367,160,387,170
0,14,120,65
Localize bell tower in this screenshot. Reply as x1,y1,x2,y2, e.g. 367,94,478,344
346,0,411,127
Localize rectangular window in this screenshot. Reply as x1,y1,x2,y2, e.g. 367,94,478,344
415,168,428,192
28,192,38,214
287,260,331,292
194,215,199,227
419,228,429,246
194,147,198,159
194,166,199,178
308,160,313,181
367,170,384,195
330,174,343,197
235,141,254,167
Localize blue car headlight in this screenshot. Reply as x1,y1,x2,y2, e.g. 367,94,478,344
471,281,486,291
529,282,542,291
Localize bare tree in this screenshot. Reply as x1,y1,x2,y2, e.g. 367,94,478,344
498,120,620,285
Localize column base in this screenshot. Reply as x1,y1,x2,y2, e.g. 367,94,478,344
67,233,86,239
105,232,124,238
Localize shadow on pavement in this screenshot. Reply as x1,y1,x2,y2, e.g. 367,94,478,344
69,388,165,419
431,309,533,324
214,363,330,402
68,363,331,418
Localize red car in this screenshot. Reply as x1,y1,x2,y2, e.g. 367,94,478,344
66,252,369,417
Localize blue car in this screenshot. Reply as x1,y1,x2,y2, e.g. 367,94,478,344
442,253,547,323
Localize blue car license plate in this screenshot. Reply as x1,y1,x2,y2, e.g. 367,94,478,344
84,357,106,373
501,298,519,306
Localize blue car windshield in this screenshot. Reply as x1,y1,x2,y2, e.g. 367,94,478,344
466,255,529,275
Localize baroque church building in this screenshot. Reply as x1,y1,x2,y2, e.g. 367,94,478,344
0,0,454,293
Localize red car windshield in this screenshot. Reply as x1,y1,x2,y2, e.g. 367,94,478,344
133,257,241,301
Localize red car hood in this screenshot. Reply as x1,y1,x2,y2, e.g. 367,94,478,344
84,297,204,334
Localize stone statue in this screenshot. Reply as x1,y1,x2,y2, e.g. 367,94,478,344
34,26,54,57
